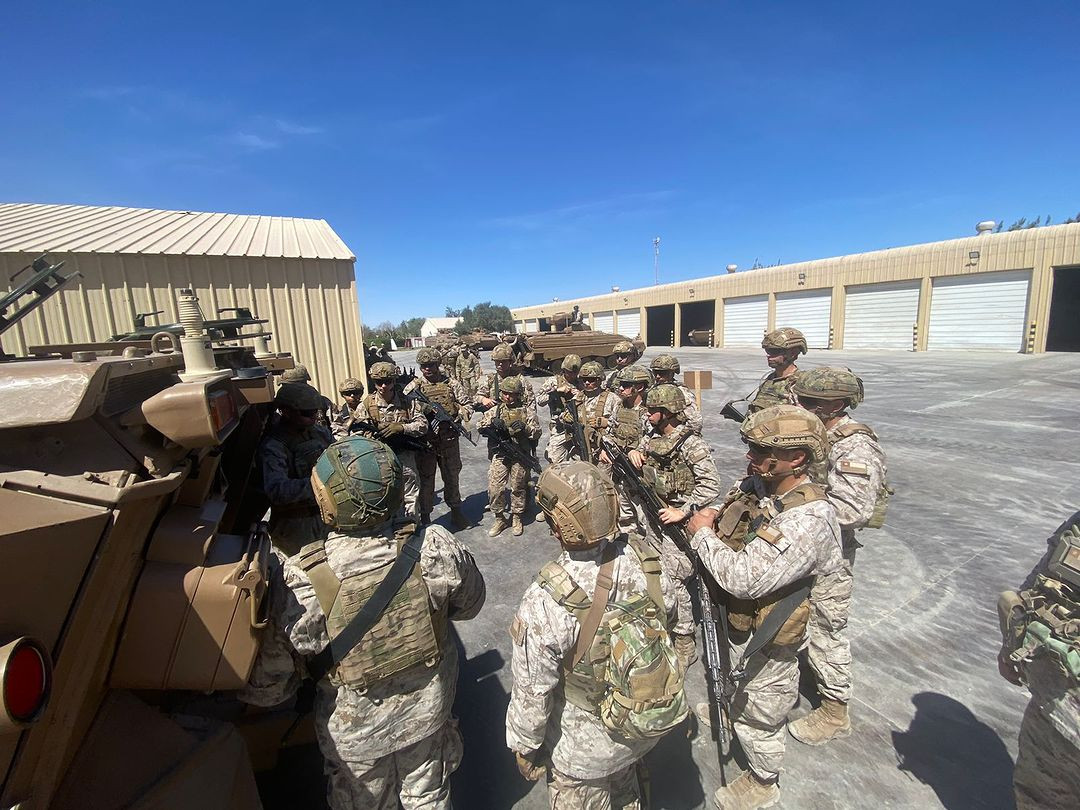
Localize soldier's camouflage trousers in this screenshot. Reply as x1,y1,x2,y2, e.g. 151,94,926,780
807,546,856,703
417,437,463,515
324,720,463,810
545,429,583,465
730,637,800,782
398,450,420,522
488,451,529,516
548,762,644,810
1013,699,1080,810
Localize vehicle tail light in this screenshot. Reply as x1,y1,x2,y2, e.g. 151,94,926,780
1,637,52,731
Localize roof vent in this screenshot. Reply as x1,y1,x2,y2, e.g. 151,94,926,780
611,286,620,292
726,264,737,274
976,220,996,236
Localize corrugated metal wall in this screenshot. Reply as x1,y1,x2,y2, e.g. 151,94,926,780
0,250,364,395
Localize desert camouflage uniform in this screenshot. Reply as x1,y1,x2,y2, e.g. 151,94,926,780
480,399,541,518
604,400,649,532
539,376,586,464
806,415,887,703
1002,514,1080,810
455,350,481,398
475,371,537,411
691,478,842,782
635,424,721,636
506,537,678,807
242,523,485,810
413,375,473,518
582,387,619,465
259,423,334,557
672,383,702,435
356,390,428,521
749,372,798,414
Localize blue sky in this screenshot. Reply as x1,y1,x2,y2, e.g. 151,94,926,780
3,2,1078,325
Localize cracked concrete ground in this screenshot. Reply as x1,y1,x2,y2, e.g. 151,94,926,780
269,346,1080,809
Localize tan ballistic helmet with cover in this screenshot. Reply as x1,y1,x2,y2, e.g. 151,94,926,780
310,436,404,530
613,340,637,356
579,361,605,380
416,347,441,365
791,366,865,408
500,376,525,396
275,382,324,411
740,404,828,465
617,365,653,386
761,327,807,355
537,461,619,550
491,343,515,362
369,361,397,381
646,383,686,415
338,376,364,393
561,353,582,373
280,364,311,384
649,354,681,374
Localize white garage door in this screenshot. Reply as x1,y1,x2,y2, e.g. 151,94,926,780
616,308,641,339
593,310,615,333
513,321,524,333
844,281,920,350
775,289,832,349
723,295,768,347
524,319,539,333
928,271,1031,351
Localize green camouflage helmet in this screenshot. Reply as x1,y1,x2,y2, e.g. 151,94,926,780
617,365,652,386
646,384,686,415
613,340,637,356
649,354,680,373
500,375,525,396
338,377,364,393
761,327,807,355
369,361,397,381
311,437,403,530
416,347,441,365
275,381,324,411
560,354,582,373
740,404,828,464
491,343,515,361
579,361,605,380
280,364,311,384
792,367,864,408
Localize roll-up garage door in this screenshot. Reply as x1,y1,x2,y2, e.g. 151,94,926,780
513,321,524,334
593,310,615,333
774,289,832,349
616,308,641,339
524,319,539,333
844,281,920,349
927,271,1031,351
723,295,768,346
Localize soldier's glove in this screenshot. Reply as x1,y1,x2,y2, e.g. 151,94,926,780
558,411,576,426
490,417,507,433
378,422,405,439
515,749,547,782
556,383,574,396
507,419,526,436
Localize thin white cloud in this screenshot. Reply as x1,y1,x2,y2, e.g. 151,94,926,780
228,132,280,150
275,118,324,136
487,190,678,231
81,85,138,101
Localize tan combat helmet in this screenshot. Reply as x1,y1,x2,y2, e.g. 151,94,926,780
617,365,652,387
649,354,681,374
740,404,828,475
579,361,605,380
761,327,807,355
791,367,864,408
613,340,637,357
491,343,515,362
275,382,324,411
338,377,364,394
369,361,397,381
537,461,618,549
311,436,403,530
646,383,686,416
500,376,525,397
416,347,441,365
561,354,582,373
280,364,311,383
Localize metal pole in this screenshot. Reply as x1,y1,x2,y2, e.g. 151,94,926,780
653,236,660,285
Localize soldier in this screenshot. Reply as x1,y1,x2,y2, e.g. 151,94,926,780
354,362,428,524
242,436,486,810
455,344,481,399
331,377,365,440
580,361,619,464
259,382,334,557
998,512,1080,810
748,328,806,414
538,354,586,464
606,365,651,455
479,376,541,537
281,364,334,429
442,343,462,382
476,343,536,412
604,341,651,392
628,384,721,670
687,405,842,809
649,354,703,435
788,367,888,746
412,348,471,531
506,461,686,808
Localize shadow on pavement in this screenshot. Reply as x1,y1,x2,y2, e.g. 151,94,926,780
891,692,1015,810
646,719,707,809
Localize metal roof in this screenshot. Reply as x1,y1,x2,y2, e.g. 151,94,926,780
0,202,355,260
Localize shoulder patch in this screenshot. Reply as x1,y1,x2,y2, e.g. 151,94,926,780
509,615,527,646
757,525,785,546
837,459,870,476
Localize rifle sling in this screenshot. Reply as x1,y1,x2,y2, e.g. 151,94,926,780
307,531,426,683
731,576,813,680
569,544,617,668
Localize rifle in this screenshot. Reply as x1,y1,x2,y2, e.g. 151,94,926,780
601,436,733,776
479,422,542,473
405,381,478,446
561,392,590,461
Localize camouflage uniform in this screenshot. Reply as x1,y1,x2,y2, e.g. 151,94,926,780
242,522,486,810
691,476,842,783
331,403,360,440
475,371,537,411
455,349,481,398
480,398,541,519
357,390,428,521
582,386,619,464
999,513,1080,810
414,375,472,519
506,538,678,808
259,423,333,557
749,372,798,413
539,376,586,465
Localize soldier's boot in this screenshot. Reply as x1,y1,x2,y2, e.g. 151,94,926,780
787,698,851,746
713,771,780,810
450,507,469,531
674,633,698,671
488,513,510,537
511,515,524,536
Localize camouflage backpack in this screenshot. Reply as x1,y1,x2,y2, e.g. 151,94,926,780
537,535,688,740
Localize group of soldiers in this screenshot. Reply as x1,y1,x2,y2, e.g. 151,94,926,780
246,328,1075,810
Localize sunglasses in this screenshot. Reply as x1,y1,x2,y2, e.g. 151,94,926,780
744,441,773,456
341,389,363,396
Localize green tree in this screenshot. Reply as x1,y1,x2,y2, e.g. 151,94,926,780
453,301,513,334
445,306,462,318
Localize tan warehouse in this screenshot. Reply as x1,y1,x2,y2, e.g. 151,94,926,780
0,202,365,391
511,223,1080,353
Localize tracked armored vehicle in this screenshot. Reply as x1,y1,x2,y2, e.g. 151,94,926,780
507,311,644,374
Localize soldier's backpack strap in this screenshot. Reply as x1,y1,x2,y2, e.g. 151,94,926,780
364,394,382,426
306,531,427,683
831,422,878,442
297,541,341,617
778,482,829,510
626,533,665,612
569,544,617,667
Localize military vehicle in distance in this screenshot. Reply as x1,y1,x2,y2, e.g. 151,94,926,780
0,264,301,809
506,309,644,374
459,329,501,351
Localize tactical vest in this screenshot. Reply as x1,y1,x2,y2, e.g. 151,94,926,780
610,404,645,450
364,392,410,428
642,428,695,505
298,535,444,690
749,374,795,414
712,481,827,644
420,379,458,418
584,391,613,450
827,421,891,530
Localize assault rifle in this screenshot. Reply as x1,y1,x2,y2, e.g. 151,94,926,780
601,436,733,773
561,392,590,461
478,420,542,473
403,377,477,446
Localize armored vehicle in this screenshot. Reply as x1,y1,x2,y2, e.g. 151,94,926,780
507,317,644,374
0,270,301,809
459,329,501,351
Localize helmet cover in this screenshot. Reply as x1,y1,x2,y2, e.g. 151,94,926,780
491,344,515,361
649,354,681,373
369,361,397,381
646,383,686,415
280,364,311,384
761,327,807,355
537,461,618,549
311,437,403,530
791,367,864,408
740,404,828,465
